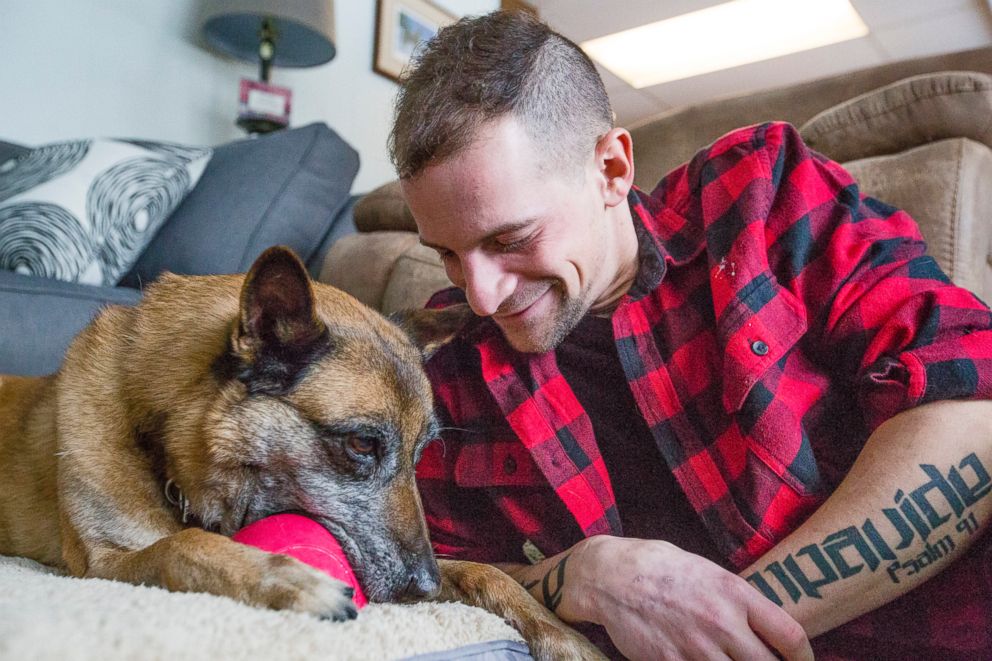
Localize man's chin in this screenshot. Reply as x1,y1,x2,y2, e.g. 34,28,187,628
497,303,587,354
501,328,558,354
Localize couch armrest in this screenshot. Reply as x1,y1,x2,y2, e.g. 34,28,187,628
0,271,141,376
305,194,358,280
844,137,992,304
800,72,992,163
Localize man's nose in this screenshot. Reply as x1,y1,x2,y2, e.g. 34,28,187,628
461,254,515,317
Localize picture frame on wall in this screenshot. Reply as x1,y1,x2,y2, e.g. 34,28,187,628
374,0,457,83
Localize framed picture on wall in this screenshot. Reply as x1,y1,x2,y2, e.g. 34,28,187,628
374,0,457,83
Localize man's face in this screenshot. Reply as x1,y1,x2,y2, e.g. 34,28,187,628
401,117,627,354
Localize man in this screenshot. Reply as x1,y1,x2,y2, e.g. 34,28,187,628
390,10,992,660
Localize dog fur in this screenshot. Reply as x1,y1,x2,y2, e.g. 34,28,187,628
0,246,603,660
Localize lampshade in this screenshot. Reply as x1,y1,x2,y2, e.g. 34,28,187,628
202,0,336,68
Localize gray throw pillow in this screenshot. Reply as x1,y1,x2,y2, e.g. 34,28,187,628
120,123,360,287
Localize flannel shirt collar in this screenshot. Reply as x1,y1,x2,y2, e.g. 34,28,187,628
625,186,704,302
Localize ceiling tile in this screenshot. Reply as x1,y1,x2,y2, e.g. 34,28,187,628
595,63,636,96
533,0,726,41
872,6,992,59
609,87,671,127
851,0,975,29
596,65,674,126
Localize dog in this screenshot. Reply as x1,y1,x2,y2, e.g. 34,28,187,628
0,246,603,660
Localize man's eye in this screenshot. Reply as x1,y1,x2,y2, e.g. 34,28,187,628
494,234,533,253
346,435,377,457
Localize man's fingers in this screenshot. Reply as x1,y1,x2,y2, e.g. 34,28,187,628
746,594,814,661
723,630,782,661
718,603,784,661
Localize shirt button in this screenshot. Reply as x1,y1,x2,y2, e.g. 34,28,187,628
751,340,770,356
503,456,517,475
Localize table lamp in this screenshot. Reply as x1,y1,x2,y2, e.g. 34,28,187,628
202,0,336,134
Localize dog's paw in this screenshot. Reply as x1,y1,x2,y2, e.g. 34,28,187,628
251,553,358,621
522,620,607,661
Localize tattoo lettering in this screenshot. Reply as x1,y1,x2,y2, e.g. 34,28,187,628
522,553,570,613
885,534,956,584
746,452,990,607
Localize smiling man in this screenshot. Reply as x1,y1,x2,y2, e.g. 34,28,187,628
391,10,992,660
409,116,639,355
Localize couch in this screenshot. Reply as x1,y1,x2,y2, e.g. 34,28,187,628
0,122,360,377
322,45,992,316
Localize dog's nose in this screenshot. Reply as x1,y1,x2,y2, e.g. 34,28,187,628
404,558,441,600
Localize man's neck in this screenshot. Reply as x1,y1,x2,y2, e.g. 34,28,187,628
588,203,639,316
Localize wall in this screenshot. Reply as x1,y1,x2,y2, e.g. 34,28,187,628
0,0,497,192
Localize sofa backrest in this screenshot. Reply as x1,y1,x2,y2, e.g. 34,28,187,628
629,46,992,190
120,123,359,287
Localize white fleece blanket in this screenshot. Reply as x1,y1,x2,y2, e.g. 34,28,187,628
0,555,525,660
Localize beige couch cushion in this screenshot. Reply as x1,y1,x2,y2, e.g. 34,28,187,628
843,137,992,302
321,232,447,314
353,180,418,233
321,232,419,309
800,72,992,163
381,243,450,315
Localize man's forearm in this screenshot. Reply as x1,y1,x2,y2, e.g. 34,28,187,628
494,543,591,624
741,399,992,637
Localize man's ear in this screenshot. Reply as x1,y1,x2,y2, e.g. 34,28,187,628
231,246,330,393
594,127,635,207
390,304,475,360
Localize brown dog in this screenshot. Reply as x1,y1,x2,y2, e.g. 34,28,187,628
0,246,603,660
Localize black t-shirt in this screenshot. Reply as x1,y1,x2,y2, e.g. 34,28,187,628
556,314,720,561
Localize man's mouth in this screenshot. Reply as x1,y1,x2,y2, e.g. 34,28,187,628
493,287,551,322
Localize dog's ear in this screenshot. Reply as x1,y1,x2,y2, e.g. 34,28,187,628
391,304,475,360
230,246,331,392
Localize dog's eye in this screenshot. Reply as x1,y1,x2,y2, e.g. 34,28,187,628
346,435,377,457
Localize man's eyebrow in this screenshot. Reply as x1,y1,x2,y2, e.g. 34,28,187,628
418,220,535,251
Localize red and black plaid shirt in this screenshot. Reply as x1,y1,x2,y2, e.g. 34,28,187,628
417,122,992,657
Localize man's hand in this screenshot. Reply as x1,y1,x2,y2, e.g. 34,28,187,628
501,535,813,661
572,536,812,661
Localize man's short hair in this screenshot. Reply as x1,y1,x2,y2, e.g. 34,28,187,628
389,10,614,180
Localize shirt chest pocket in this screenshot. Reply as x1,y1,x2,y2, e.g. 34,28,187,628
718,276,808,414
717,276,826,502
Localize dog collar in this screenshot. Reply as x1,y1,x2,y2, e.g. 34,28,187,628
164,479,192,525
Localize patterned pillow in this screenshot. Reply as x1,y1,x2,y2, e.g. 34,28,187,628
0,139,211,285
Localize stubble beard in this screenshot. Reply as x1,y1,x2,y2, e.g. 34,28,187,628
501,282,590,354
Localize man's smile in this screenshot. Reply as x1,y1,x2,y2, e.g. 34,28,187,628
493,286,554,324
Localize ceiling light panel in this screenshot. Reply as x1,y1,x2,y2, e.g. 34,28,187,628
581,0,870,88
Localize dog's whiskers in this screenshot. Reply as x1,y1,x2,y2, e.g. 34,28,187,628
436,425,470,434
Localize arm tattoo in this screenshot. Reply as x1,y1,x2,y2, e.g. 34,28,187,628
521,553,571,612
745,451,991,606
